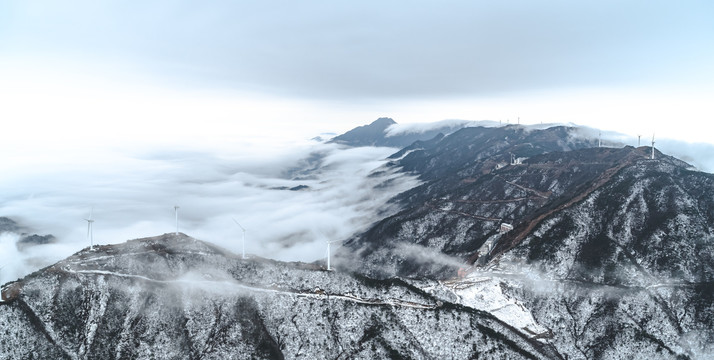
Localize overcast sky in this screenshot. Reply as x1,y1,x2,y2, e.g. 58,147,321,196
1,0,713,149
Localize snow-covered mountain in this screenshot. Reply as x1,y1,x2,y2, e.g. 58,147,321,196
0,234,557,359
341,124,714,358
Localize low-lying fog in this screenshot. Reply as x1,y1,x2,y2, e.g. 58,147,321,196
0,137,419,285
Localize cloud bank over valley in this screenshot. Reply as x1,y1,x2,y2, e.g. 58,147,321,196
0,139,419,285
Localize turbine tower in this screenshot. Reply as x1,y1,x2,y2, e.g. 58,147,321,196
637,134,642,147
174,205,180,235
651,134,656,160
84,208,95,249
598,132,602,148
232,218,247,259
326,240,341,271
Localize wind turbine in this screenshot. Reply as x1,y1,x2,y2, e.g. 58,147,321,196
232,218,247,259
174,205,180,235
84,208,95,249
314,228,340,270
651,133,656,160
598,132,602,148
637,134,642,147
326,239,341,271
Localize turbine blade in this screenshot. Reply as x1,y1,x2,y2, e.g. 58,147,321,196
232,218,246,231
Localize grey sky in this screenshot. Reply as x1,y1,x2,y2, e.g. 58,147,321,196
2,1,712,99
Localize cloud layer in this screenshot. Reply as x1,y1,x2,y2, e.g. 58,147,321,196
0,140,419,285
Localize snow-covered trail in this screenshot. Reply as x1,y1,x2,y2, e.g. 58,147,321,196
460,268,703,291
62,268,439,310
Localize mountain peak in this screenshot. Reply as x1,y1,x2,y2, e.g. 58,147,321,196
370,117,397,126
329,117,465,148
328,117,399,147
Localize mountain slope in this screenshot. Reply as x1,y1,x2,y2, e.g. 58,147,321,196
493,158,714,359
0,233,558,359
501,158,714,284
339,124,713,359
344,125,605,277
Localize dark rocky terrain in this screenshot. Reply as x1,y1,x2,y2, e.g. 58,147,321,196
344,125,603,277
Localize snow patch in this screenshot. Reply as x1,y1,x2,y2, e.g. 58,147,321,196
424,274,550,340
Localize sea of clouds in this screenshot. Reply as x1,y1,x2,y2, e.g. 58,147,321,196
0,137,420,285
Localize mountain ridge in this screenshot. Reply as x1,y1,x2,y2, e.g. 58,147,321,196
0,233,561,359
336,124,713,358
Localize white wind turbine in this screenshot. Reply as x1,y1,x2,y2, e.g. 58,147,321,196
637,134,642,147
232,218,247,259
314,228,341,270
174,205,180,235
84,208,95,249
651,133,656,160
326,239,341,271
